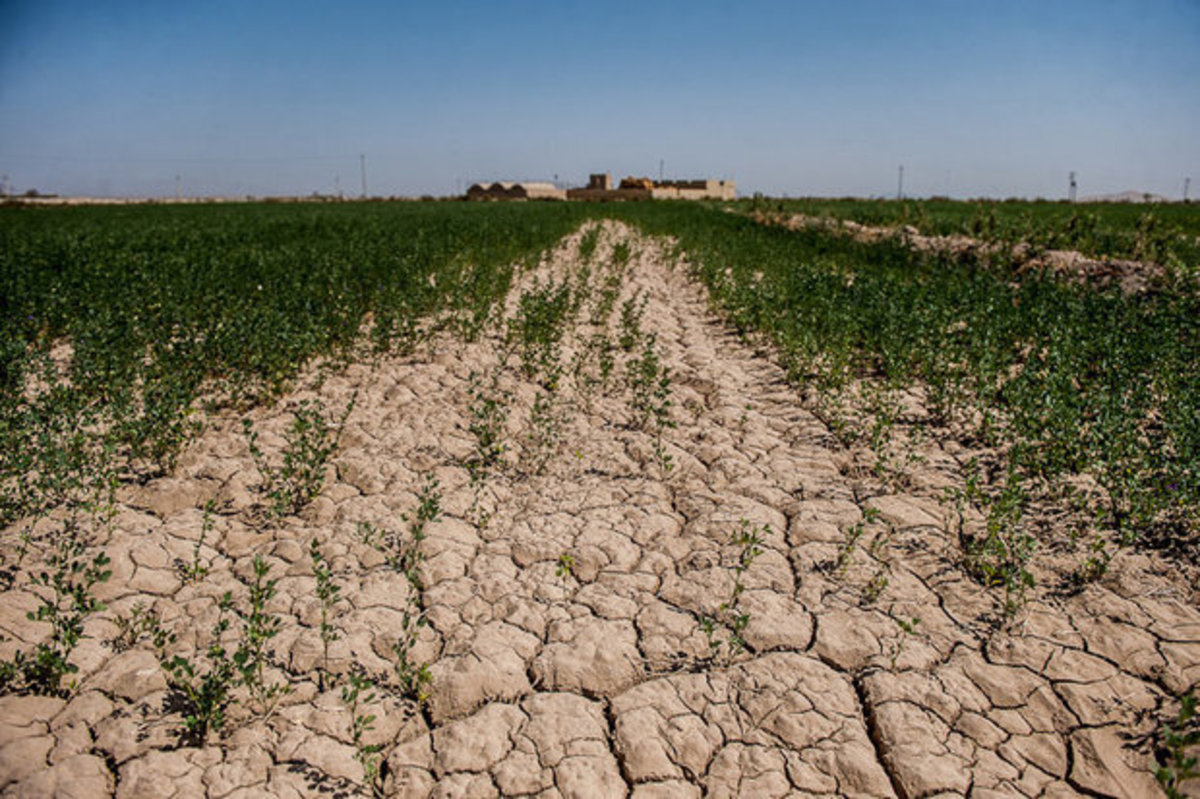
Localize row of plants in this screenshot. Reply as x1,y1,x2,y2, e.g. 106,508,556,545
607,202,1197,588
738,196,1200,272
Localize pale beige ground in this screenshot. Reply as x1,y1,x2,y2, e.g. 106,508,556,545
0,221,1197,798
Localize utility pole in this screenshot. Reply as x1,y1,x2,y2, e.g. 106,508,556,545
897,165,904,200
335,175,341,198
175,175,181,200
360,154,367,198
1185,177,1191,203
659,159,664,183
0,174,8,197
1069,171,1077,203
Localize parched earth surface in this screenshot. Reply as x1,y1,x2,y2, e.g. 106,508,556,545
1,221,1197,797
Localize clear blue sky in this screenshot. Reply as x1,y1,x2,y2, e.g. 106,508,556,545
1,0,1197,199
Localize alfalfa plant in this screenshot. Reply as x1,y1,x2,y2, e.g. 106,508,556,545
861,566,890,606
341,668,384,797
611,240,633,269
109,602,172,655
556,552,575,582
522,390,565,476
833,507,880,577
577,226,600,264
391,475,439,704
960,469,1035,618
0,523,111,697
617,293,648,352
700,520,766,664
400,475,441,588
161,592,239,745
589,274,622,326
466,371,511,484
233,555,290,713
310,540,341,691
1070,534,1112,587
177,500,215,584
626,335,677,475
243,394,357,516
507,279,573,387
391,608,433,705
1156,691,1200,799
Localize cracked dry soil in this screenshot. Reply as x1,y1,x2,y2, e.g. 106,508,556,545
1,221,1197,798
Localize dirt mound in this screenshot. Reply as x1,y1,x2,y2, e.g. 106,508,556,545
767,212,1168,294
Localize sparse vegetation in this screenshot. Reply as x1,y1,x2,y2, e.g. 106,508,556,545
244,396,355,517
701,519,765,664
310,539,341,691
0,523,111,697
342,668,384,797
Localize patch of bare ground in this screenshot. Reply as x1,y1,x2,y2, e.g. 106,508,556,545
760,211,1171,294
1,221,1196,797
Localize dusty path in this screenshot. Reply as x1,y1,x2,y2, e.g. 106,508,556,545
0,221,1197,797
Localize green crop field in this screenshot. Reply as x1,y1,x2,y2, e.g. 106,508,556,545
2,199,1195,545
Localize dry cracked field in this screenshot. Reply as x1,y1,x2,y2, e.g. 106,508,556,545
1,221,1197,798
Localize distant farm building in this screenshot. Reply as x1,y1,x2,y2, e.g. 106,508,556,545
567,173,736,201
466,181,566,201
